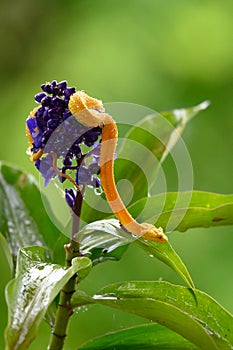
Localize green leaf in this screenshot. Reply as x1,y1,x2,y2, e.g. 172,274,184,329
72,281,233,350
79,323,198,349
128,191,233,232
0,162,63,263
117,101,209,200
160,100,210,128
77,219,193,288
5,246,92,350
81,102,209,224
77,219,130,265
0,232,13,274
136,239,194,288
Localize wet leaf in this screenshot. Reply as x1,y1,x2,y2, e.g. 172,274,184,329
0,162,63,264
77,219,194,288
5,246,92,350
136,239,194,288
78,323,198,350
77,219,130,265
72,281,233,350
128,191,233,232
0,232,13,274
117,101,209,200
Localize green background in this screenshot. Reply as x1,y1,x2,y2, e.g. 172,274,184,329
0,0,232,349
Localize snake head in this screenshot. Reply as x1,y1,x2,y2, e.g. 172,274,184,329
140,223,168,243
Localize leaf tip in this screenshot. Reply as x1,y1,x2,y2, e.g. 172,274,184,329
198,100,211,111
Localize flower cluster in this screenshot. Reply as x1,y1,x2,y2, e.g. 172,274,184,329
26,80,102,208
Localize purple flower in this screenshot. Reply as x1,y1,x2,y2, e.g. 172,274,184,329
76,166,92,185
65,188,77,209
26,80,102,191
35,154,56,187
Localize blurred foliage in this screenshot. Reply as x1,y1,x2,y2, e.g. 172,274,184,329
0,0,232,349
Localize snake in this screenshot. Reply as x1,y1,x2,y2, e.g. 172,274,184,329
68,91,167,243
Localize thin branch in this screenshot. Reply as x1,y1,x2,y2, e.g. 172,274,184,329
71,185,85,241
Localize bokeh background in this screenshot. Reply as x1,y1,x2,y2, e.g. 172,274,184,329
0,0,232,349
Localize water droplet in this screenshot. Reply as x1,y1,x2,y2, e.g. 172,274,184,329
75,306,89,313
206,329,214,336
93,293,118,300
94,186,103,195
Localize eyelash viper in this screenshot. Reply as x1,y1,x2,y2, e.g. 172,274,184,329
69,91,167,243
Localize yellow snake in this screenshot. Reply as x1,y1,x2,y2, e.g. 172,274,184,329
69,91,167,243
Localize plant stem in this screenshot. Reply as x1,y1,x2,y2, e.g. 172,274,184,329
71,186,85,241
48,240,80,350
48,186,84,350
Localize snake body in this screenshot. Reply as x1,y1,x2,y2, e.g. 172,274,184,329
69,91,167,243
